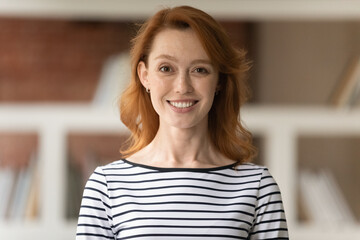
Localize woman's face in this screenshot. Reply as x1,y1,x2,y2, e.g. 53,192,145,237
138,28,219,130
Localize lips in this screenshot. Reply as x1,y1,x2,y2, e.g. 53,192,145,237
167,100,198,109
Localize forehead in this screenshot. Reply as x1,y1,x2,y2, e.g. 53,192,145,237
148,28,210,61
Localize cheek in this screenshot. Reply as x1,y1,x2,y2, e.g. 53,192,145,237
199,77,219,95
148,71,168,89
149,94,162,117
148,80,168,111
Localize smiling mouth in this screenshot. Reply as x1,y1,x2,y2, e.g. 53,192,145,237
167,100,198,109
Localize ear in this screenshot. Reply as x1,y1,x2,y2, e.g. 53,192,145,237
137,61,149,90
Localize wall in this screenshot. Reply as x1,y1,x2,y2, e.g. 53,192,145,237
0,17,132,102
0,17,251,103
255,21,360,105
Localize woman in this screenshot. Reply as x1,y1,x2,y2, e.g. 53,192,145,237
76,6,288,240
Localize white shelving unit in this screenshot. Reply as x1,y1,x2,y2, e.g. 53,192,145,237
0,105,127,240
1,0,360,21
0,105,360,240
1,1,360,239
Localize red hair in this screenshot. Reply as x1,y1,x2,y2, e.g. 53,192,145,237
119,6,257,164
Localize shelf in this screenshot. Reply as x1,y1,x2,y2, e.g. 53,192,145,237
0,132,39,221
0,104,127,132
1,1,360,238
292,224,360,240
1,0,360,21
0,104,359,239
0,104,127,232
1,104,359,133
242,105,360,134
0,220,77,240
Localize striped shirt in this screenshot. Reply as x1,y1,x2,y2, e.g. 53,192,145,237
76,159,289,239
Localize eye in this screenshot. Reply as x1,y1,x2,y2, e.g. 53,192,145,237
194,67,209,74
159,66,172,72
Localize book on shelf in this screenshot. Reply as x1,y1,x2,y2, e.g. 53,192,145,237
0,152,39,221
0,167,16,219
329,55,360,109
24,160,40,220
92,52,130,108
299,169,355,225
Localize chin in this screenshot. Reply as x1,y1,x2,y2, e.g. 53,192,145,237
167,118,208,130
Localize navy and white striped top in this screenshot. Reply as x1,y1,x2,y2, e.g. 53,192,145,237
76,159,288,239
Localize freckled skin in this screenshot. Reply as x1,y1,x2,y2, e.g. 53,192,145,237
131,28,234,169
138,28,219,130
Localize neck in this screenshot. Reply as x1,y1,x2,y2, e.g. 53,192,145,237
145,121,222,168
128,118,235,168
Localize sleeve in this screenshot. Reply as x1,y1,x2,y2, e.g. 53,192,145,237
76,167,115,240
249,168,289,240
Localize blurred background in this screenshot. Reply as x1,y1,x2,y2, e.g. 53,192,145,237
0,1,359,240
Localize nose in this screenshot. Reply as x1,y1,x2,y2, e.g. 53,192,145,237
175,71,194,94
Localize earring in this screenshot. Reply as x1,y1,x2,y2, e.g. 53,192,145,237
146,88,150,93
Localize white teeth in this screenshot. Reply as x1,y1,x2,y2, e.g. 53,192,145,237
169,101,195,108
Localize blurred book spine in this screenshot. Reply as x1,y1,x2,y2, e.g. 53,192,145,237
329,55,360,109
92,52,130,109
299,169,355,225
0,167,16,219
0,152,39,221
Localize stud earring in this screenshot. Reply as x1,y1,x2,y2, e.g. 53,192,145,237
146,88,150,93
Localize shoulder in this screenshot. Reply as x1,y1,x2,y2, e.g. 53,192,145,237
88,159,130,180
233,163,269,176
94,159,135,174
234,163,280,187
100,159,130,169
235,162,267,171
238,164,283,202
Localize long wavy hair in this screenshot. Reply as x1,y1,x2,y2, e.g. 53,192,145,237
119,6,257,164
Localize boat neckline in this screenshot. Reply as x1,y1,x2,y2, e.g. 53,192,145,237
121,158,238,172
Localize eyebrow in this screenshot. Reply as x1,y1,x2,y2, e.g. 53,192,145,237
154,54,213,65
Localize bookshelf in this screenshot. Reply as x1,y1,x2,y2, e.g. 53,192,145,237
0,132,38,221
1,105,360,240
1,0,360,21
0,105,126,240
298,136,360,223
1,1,360,239
66,132,129,219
